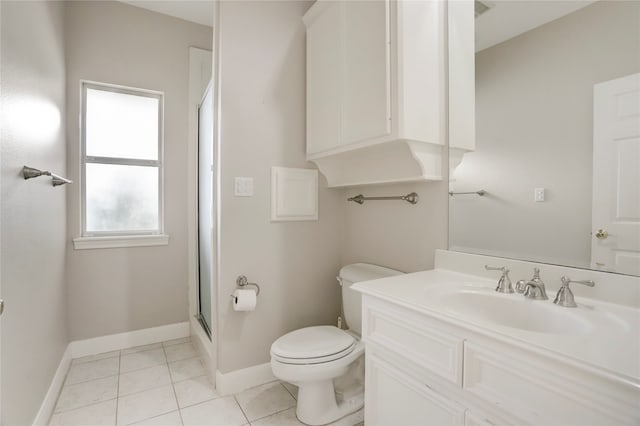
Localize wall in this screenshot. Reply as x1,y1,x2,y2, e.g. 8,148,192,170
0,2,69,424
64,1,212,340
342,181,449,273
216,0,345,373
450,1,640,268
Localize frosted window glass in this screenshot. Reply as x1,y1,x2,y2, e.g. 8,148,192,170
86,164,158,232
86,88,159,160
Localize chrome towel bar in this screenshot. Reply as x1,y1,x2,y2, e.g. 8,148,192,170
22,166,72,187
348,192,419,205
448,190,486,196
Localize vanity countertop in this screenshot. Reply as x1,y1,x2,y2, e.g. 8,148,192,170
353,268,640,385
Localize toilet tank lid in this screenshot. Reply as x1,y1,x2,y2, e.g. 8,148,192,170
339,263,403,283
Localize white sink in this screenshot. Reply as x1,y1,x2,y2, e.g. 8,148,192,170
353,268,640,380
435,288,591,334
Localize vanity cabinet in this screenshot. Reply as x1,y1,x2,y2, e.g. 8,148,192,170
302,0,448,187
366,352,465,425
361,296,639,426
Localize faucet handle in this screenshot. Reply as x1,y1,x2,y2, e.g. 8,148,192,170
485,265,506,272
560,276,595,288
484,265,514,293
553,276,595,307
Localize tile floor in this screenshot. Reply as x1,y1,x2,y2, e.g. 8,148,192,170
49,337,364,426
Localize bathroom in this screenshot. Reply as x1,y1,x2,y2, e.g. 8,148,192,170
0,0,638,425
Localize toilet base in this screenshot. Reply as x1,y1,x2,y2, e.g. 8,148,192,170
296,379,364,426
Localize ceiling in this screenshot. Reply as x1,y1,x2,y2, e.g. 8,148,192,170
116,0,597,53
476,0,597,52
117,0,214,27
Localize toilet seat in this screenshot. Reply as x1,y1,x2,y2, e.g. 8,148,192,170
271,326,355,365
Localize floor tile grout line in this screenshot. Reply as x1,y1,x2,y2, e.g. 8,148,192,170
115,350,122,425
52,371,120,416
118,342,176,426
171,372,209,387
163,343,185,426
124,409,182,426
49,397,119,417
64,356,121,386
52,342,193,425
174,394,218,411
232,394,251,425
248,404,298,424
65,373,118,387
72,351,121,365
281,382,297,400
50,377,119,414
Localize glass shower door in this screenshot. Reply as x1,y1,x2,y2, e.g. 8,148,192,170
197,82,214,336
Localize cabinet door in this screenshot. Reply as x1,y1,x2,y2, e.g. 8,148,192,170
306,2,342,155
342,0,391,146
366,352,465,426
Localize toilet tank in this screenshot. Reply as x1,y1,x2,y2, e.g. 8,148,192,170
339,263,403,336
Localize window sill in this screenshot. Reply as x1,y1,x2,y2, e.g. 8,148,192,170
73,234,170,250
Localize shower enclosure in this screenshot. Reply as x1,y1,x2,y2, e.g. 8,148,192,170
197,81,214,336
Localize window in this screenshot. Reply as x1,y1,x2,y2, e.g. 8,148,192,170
79,82,164,243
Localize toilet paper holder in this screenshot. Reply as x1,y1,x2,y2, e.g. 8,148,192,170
234,275,261,296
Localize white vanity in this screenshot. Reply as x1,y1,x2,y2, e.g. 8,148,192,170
353,250,640,425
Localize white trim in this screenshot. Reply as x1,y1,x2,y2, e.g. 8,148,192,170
190,318,216,384
72,234,169,250
215,363,276,396
69,321,189,358
79,80,165,238
32,346,72,426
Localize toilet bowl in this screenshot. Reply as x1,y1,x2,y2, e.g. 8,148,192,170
270,263,403,425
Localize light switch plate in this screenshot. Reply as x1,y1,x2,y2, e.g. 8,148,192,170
534,187,545,202
234,177,254,197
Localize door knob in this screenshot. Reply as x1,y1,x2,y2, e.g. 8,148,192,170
595,229,608,240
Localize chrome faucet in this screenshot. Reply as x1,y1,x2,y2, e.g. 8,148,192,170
553,276,595,308
485,265,513,293
523,268,548,300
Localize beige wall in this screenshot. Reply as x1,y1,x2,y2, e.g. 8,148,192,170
0,2,69,424
450,0,640,269
215,0,346,373
64,1,212,340
342,181,449,273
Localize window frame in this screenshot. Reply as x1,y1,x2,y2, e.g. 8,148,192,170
80,80,165,238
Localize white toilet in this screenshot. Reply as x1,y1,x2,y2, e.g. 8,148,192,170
270,263,403,425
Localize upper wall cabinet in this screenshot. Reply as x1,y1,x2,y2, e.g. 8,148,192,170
303,0,447,187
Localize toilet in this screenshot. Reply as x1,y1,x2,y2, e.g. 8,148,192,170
270,263,403,425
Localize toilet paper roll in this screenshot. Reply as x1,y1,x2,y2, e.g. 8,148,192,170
232,289,257,311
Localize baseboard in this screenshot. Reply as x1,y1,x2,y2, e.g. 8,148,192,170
69,321,190,358
190,318,216,384
32,345,72,426
215,362,276,395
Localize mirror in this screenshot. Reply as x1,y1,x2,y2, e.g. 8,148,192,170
449,0,640,276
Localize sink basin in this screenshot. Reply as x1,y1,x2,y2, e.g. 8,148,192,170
437,290,591,334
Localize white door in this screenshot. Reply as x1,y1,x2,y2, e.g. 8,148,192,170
591,73,640,275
